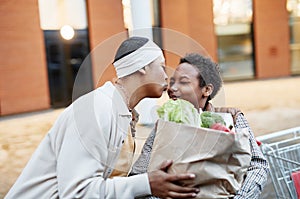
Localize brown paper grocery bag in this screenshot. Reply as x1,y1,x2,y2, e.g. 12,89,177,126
148,119,251,199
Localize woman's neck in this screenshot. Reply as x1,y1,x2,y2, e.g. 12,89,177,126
115,78,145,111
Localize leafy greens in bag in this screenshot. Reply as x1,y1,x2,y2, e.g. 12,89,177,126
157,99,201,127
200,111,226,128
157,99,229,131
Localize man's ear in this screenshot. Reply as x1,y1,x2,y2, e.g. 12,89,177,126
202,84,214,97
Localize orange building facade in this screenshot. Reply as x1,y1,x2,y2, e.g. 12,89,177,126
1,1,50,116
0,0,294,116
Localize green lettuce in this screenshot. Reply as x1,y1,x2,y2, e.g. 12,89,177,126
157,99,226,129
157,99,201,127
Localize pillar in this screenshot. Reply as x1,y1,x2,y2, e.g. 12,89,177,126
86,0,126,87
253,0,290,78
0,0,50,115
160,0,218,68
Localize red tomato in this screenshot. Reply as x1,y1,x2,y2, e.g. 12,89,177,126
211,123,235,134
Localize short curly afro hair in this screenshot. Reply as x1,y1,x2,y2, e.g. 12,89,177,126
179,53,223,100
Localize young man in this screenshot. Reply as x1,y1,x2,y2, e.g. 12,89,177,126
131,53,269,199
5,37,199,199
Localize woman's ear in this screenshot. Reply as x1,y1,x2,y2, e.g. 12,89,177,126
138,67,147,75
202,84,214,97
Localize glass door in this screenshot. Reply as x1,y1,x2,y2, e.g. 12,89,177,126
38,0,93,107
287,0,300,74
213,0,254,80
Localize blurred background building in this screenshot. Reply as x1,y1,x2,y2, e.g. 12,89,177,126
1,0,299,116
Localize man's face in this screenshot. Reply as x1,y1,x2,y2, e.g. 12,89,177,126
168,63,205,109
143,55,168,98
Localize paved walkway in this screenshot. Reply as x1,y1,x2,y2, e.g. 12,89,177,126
1,76,300,198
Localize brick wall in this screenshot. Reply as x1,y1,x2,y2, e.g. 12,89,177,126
253,0,290,78
86,0,126,87
0,0,50,116
160,0,218,68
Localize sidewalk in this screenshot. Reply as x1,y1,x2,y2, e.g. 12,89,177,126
224,76,300,136
1,76,300,198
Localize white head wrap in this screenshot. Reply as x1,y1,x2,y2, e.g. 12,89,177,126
113,40,164,78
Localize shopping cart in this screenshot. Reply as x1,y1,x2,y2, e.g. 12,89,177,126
257,127,300,199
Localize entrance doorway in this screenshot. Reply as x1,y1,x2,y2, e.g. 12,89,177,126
38,0,93,107
287,0,300,74
213,0,255,80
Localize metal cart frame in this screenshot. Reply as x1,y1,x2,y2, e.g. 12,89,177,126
257,127,300,199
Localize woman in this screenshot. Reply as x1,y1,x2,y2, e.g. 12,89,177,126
5,37,199,199
130,53,269,199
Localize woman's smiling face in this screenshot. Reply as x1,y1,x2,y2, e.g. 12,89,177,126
168,62,207,110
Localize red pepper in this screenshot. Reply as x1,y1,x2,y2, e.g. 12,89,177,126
211,123,235,134
211,123,262,146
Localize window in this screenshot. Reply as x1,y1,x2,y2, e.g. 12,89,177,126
287,0,300,74
213,0,254,80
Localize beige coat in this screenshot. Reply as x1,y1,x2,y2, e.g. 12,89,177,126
5,82,151,199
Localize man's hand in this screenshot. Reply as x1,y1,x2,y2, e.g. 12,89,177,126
148,160,199,199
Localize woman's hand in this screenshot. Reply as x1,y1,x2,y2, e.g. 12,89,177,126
148,160,199,199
